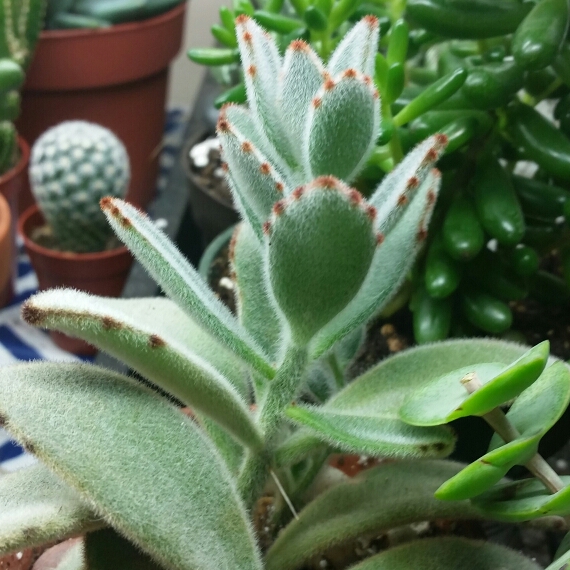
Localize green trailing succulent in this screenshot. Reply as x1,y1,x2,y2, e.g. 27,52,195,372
29,120,130,253
191,0,570,344
0,0,45,174
2,13,570,570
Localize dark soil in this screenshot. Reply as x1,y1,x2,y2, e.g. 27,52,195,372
30,224,121,253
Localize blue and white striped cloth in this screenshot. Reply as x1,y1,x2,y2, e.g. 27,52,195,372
0,108,187,471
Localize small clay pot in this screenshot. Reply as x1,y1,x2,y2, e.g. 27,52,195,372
0,138,30,307
17,3,187,213
18,205,133,355
0,193,11,307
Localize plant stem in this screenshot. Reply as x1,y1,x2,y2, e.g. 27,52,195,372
327,353,345,390
462,373,566,495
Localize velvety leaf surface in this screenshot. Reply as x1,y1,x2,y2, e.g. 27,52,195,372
0,463,101,556
267,179,377,345
265,460,481,570
101,198,274,380
289,339,535,462
0,363,262,570
348,537,541,570
23,290,261,451
285,404,455,458
310,169,440,359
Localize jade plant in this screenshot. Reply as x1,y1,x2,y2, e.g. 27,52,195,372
28,120,130,253
44,0,185,29
190,0,570,344
2,13,570,570
0,0,45,173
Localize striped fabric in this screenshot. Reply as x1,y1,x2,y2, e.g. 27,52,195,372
0,109,187,472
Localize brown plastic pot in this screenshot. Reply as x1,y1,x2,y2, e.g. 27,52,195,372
16,2,187,214
0,138,30,307
18,205,133,356
0,193,11,308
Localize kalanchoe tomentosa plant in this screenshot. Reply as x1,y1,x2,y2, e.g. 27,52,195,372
29,120,130,253
2,14,570,570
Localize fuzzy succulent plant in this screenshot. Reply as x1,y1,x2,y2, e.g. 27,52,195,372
29,120,130,253
1,14,570,570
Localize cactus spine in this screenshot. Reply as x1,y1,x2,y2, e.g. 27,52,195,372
29,121,130,253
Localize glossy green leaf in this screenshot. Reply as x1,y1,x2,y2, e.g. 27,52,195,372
0,363,263,570
23,290,262,451
101,198,275,380
0,464,101,556
400,342,550,426
265,460,481,570
438,360,570,501
348,537,541,570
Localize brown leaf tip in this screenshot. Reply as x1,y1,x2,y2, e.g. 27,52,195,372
262,221,272,235
417,227,428,242
366,205,377,221
290,39,309,51
0,413,6,428
100,196,113,210
22,440,36,455
424,148,439,163
259,162,271,175
247,64,257,77
315,175,338,190
435,133,448,147
427,190,437,205
407,176,420,190
324,78,336,91
236,15,250,26
348,189,363,205
149,334,166,349
228,225,240,262
292,186,305,199
241,141,254,153
221,162,229,172
397,194,408,206
275,181,284,193
312,97,322,109
216,118,231,134
101,316,122,330
343,69,358,79
272,200,285,216
22,302,45,326
376,233,385,245
364,15,379,28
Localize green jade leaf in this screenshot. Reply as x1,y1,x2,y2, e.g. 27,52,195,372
399,341,549,426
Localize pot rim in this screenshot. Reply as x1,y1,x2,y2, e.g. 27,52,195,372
18,204,130,262
39,2,186,41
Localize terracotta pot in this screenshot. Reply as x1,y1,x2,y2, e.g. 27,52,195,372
0,138,30,307
16,2,187,214
0,193,11,307
18,205,133,355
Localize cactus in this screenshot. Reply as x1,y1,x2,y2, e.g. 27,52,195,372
0,15,568,570
29,121,130,253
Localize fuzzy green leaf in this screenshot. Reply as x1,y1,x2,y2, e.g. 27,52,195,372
370,135,447,234
0,464,101,557
305,71,379,182
232,222,284,362
285,404,455,458
348,537,541,570
218,108,289,225
0,363,263,570
101,198,275,380
236,16,298,167
265,460,481,570
266,178,377,345
437,361,570,501
288,339,535,464
400,341,549,427
278,41,324,161
310,169,440,359
23,290,261,451
328,16,380,78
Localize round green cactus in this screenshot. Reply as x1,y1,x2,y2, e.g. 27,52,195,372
29,120,130,253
